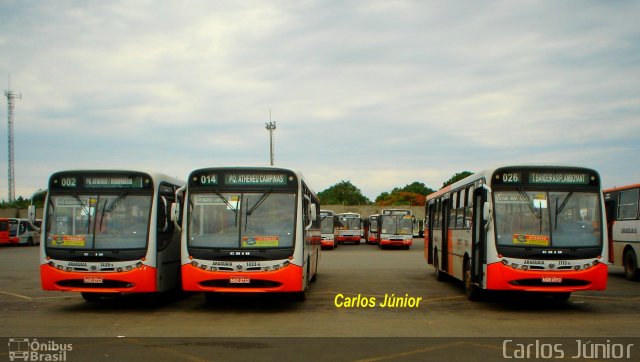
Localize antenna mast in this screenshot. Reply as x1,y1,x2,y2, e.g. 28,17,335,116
265,110,276,166
4,77,20,202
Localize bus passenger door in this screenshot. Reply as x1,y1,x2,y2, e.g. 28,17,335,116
426,203,434,264
471,189,487,287
441,199,450,273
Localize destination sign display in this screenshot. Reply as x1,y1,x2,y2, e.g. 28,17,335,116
493,168,597,187
50,173,151,190
225,173,289,186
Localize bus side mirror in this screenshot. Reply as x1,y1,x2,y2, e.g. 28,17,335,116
483,202,492,221
170,202,181,223
28,205,36,224
310,204,317,222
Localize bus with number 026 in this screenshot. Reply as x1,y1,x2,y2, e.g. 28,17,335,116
173,167,321,302
32,170,185,302
425,165,608,301
604,184,640,281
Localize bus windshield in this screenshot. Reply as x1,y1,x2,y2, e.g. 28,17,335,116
46,194,152,249
189,192,296,249
494,190,602,248
381,215,413,235
339,217,360,230
321,215,334,234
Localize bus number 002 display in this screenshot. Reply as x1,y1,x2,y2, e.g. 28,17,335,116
60,177,77,187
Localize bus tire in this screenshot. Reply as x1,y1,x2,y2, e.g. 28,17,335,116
623,249,640,281
434,252,446,282
464,259,482,301
27,237,34,246
81,292,102,302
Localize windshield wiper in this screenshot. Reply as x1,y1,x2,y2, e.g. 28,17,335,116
247,190,272,216
517,188,542,219
99,192,128,230
212,189,238,213
554,192,574,230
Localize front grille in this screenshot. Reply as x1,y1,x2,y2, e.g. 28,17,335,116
509,279,590,287
56,279,135,289
199,279,282,289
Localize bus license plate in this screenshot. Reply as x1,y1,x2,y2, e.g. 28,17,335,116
84,276,103,284
230,276,250,284
541,276,562,283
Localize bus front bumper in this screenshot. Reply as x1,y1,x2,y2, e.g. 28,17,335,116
182,263,303,293
40,264,158,293
485,262,608,292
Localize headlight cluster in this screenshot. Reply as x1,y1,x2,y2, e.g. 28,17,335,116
190,260,291,272
49,261,144,273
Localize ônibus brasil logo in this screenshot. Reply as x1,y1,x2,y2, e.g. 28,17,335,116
7,338,72,361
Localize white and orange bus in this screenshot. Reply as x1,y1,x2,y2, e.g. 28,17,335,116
604,184,640,280
175,167,321,302
366,214,380,244
425,165,608,301
320,210,339,249
378,209,414,249
337,212,362,244
34,170,184,302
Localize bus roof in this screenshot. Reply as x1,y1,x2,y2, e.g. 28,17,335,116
603,183,640,193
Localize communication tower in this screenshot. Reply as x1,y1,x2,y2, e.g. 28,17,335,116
265,111,276,166
4,78,20,202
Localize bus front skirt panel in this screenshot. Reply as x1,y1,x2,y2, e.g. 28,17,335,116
182,263,303,293
485,262,608,292
40,264,158,293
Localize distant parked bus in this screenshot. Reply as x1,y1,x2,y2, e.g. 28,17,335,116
604,184,640,280
35,170,185,302
425,165,608,301
378,209,414,249
176,167,321,302
8,218,40,245
367,214,380,244
413,218,424,238
337,212,362,244
320,210,340,249
0,218,10,244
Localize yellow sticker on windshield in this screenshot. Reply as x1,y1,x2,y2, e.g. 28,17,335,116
53,235,86,247
242,236,279,247
512,234,550,246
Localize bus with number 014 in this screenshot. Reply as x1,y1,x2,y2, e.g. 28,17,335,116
604,184,640,281
32,170,185,302
425,165,608,301
173,167,321,302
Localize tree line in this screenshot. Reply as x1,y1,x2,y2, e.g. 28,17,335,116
317,171,473,206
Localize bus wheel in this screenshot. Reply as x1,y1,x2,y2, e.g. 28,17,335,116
464,259,482,301
623,249,640,281
27,237,34,246
81,292,102,302
434,253,446,282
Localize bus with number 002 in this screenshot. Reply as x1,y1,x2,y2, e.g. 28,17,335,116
34,170,185,302
604,184,640,281
378,209,414,249
337,212,362,244
425,165,608,301
174,167,321,302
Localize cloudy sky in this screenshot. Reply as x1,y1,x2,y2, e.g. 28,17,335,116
1,1,638,201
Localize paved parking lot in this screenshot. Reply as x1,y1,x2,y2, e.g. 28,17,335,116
1,240,639,361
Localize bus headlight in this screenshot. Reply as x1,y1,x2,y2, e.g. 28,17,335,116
117,267,123,272
191,261,198,267
574,265,581,271
200,264,207,270
136,262,143,268
501,259,508,266
521,265,528,271
283,261,290,267
511,263,518,269
125,265,132,271
584,264,591,270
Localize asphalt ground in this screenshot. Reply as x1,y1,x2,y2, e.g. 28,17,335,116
1,240,639,361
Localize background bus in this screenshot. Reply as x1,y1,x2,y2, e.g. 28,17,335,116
320,210,340,249
604,184,640,280
366,214,380,244
337,212,362,244
413,218,424,238
9,218,40,245
177,167,321,302
36,170,185,302
378,209,414,249
425,165,608,301
0,218,10,244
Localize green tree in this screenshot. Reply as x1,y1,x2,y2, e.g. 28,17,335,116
318,181,370,205
376,192,426,206
441,171,473,188
391,181,434,196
